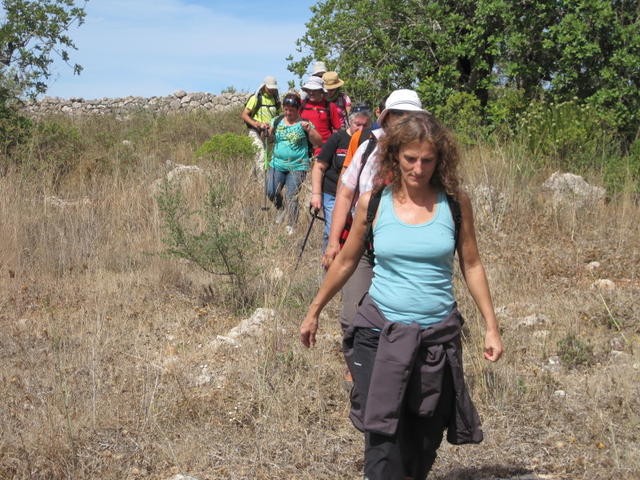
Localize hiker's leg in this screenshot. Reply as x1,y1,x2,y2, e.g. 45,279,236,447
283,170,306,226
349,328,404,480
403,367,454,480
248,129,265,178
321,192,335,252
266,167,285,209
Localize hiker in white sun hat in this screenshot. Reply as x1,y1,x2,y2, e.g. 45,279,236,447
300,76,343,155
241,75,281,178
311,60,327,77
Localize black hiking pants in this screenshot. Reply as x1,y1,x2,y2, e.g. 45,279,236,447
351,327,454,480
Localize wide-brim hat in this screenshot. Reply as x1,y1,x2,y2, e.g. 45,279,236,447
322,71,344,90
263,75,278,90
311,61,327,76
377,89,425,126
302,76,325,91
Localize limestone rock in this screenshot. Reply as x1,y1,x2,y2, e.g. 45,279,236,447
173,90,187,99
585,261,601,271
592,279,615,291
541,171,606,208
467,184,508,226
45,196,91,210
149,164,205,195
517,313,549,328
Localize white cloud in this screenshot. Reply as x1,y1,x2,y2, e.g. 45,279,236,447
46,0,313,98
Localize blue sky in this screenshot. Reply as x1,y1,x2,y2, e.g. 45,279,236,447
45,0,316,99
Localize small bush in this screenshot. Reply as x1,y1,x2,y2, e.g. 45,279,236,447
486,87,528,136
517,99,619,170
557,333,594,368
434,91,484,145
156,179,258,312
0,102,32,160
195,132,257,163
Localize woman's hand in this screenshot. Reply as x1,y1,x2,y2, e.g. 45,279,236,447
322,243,340,270
310,193,322,211
300,313,319,348
484,329,504,362
300,121,311,131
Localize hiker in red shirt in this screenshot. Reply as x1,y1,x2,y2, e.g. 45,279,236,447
300,76,342,156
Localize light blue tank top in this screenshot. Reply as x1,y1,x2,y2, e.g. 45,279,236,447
369,187,456,326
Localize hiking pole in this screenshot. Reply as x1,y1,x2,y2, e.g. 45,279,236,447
261,128,270,211
293,206,325,272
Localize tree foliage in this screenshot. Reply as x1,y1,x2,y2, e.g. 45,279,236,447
288,0,640,139
0,0,86,99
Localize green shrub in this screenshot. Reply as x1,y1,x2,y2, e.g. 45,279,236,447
156,179,258,313
195,132,257,163
517,99,619,170
486,87,528,136
557,333,594,368
0,103,32,161
434,91,484,145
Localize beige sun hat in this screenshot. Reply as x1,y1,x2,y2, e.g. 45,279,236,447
322,71,344,90
377,89,425,125
263,76,278,90
311,61,327,76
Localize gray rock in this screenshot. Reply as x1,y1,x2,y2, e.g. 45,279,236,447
517,313,549,328
592,279,615,291
586,261,601,271
173,89,187,98
542,171,606,208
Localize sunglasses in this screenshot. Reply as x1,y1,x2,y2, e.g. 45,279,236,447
351,105,371,115
283,97,301,107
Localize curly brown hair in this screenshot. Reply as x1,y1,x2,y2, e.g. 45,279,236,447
375,111,462,199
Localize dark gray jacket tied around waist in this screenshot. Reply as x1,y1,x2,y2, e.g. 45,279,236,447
343,294,484,445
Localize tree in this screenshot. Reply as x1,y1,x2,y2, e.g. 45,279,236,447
288,0,640,139
0,0,86,99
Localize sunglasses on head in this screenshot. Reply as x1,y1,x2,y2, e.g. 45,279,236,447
351,104,371,115
283,97,301,107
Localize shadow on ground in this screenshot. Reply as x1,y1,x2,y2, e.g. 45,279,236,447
440,464,546,480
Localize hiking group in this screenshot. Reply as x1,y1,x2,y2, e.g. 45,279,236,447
241,63,504,480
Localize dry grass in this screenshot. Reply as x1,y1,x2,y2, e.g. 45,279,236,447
0,114,638,480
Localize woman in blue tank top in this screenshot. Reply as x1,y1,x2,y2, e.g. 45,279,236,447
300,112,504,480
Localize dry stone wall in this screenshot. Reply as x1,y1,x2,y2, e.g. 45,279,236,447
22,90,251,116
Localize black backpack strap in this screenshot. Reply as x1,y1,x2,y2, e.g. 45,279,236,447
272,114,284,130
247,92,262,118
365,187,384,260
354,133,378,193
446,193,462,249
358,127,373,146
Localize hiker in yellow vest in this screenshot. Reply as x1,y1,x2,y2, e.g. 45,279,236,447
241,76,281,177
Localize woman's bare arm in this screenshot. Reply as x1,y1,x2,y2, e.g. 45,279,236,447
456,192,504,362
300,192,371,347
310,161,327,210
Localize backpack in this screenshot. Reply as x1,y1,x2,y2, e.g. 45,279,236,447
272,115,314,158
364,188,462,263
332,94,349,128
245,91,281,129
338,132,378,248
301,99,336,135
